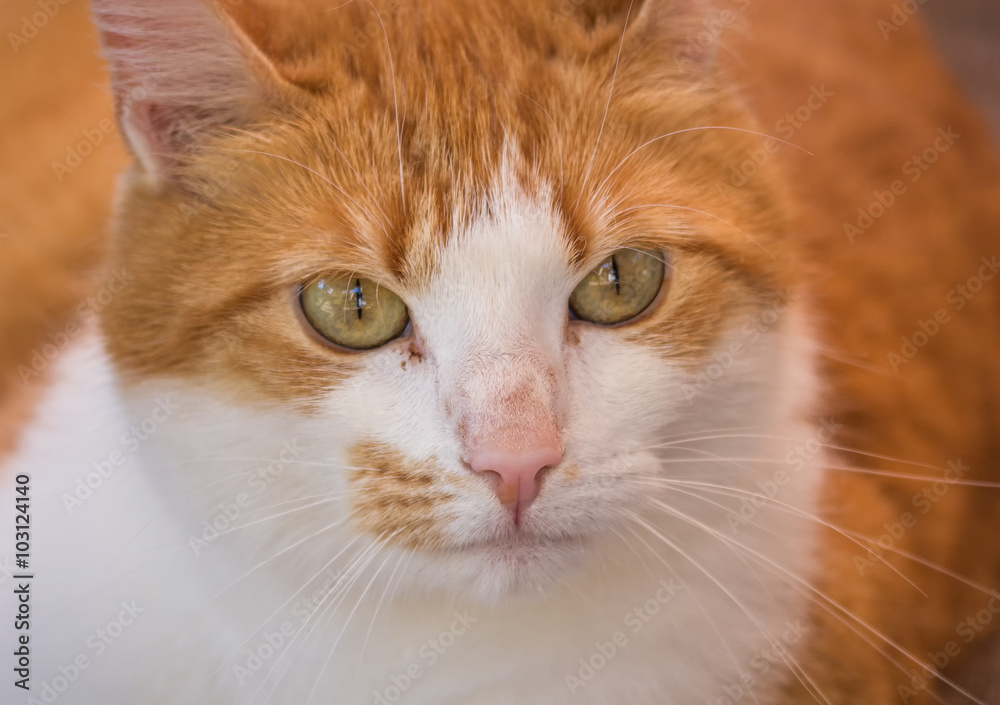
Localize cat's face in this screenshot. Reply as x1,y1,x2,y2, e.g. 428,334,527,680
97,0,800,599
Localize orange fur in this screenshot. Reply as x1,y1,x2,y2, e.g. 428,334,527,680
725,2,1000,700
91,0,789,411
2,0,999,701
349,440,463,550
0,0,128,451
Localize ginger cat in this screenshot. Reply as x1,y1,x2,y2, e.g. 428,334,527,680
1,0,999,704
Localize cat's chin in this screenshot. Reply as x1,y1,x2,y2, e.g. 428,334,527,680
414,533,594,602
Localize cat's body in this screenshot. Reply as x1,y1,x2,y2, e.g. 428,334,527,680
7,311,822,704
2,0,1000,704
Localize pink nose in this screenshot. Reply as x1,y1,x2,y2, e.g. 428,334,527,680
468,433,563,522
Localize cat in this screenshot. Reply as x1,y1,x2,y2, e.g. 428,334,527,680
2,0,1000,703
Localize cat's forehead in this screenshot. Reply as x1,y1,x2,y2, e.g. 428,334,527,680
100,0,792,396
221,1,664,260
408,147,576,331
389,147,587,295
202,0,788,288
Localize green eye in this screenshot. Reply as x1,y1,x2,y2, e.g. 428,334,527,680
301,274,409,350
569,249,666,325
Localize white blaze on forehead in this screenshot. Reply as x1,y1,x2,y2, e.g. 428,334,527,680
413,148,576,365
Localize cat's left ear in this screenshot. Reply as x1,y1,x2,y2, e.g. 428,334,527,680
92,0,299,184
579,0,722,73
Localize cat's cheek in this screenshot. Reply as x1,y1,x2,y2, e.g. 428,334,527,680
563,325,688,440
313,349,502,549
104,379,359,569
343,440,501,552
317,345,460,468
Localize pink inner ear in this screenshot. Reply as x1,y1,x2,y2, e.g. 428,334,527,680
120,102,190,175
92,0,270,180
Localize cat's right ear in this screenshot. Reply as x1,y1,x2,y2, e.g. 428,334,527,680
92,0,297,185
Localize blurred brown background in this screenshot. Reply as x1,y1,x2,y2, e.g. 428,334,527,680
0,0,998,700
924,0,1000,141
877,1,1000,698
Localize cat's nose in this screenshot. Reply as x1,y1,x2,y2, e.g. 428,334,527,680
468,433,563,522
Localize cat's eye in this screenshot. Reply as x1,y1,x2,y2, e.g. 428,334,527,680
300,274,409,350
569,249,666,326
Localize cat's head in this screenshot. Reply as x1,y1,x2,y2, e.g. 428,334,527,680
93,0,808,599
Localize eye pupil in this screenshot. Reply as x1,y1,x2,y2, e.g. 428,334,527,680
610,255,621,295
301,274,409,350
352,279,365,320
569,249,667,326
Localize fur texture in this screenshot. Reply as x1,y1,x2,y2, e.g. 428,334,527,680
1,0,1000,704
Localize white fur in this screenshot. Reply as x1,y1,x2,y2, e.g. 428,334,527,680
1,161,826,705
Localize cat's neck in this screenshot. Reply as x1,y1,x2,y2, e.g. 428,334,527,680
6,308,827,704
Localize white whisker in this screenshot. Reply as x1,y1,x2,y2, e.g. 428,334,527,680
647,501,988,705
208,530,363,680
574,0,635,214
303,532,400,705
626,511,830,705
594,125,813,198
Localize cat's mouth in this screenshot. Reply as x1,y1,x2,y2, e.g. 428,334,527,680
451,528,587,555
427,528,594,599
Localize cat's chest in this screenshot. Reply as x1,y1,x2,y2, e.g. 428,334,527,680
4,332,824,705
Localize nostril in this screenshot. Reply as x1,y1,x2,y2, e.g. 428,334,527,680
489,471,519,508
467,445,564,518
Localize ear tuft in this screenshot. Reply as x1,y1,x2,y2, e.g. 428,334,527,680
653,0,728,73
565,0,724,74
92,0,287,183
